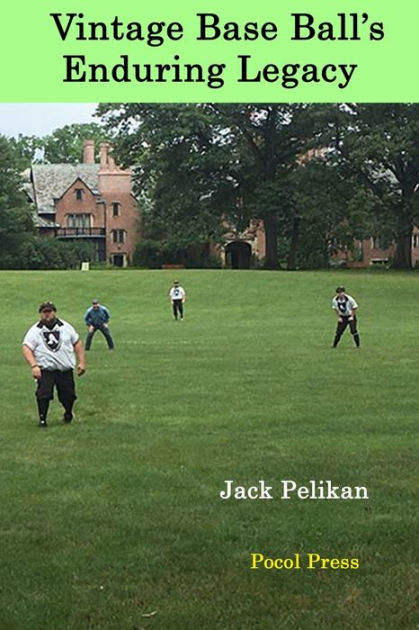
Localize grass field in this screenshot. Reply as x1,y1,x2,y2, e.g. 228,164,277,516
1,269,418,630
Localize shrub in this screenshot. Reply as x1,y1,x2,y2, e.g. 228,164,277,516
133,239,221,269
18,237,96,270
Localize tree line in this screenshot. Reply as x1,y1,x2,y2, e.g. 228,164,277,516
3,104,419,270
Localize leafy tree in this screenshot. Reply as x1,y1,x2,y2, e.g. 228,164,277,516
327,103,419,269
11,123,109,166
97,103,319,269
9,135,42,170
98,103,235,250
100,103,419,269
209,104,320,269
41,123,109,164
0,135,34,268
291,156,375,269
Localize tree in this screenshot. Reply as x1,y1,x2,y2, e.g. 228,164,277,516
9,134,42,170
209,104,319,269
289,156,375,269
0,135,34,268
11,123,109,167
327,104,419,269
97,103,320,269
97,103,236,251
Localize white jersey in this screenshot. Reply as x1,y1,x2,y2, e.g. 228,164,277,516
23,318,79,371
169,286,185,300
332,294,358,317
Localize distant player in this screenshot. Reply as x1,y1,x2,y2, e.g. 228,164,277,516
169,280,186,320
332,286,360,348
84,299,114,350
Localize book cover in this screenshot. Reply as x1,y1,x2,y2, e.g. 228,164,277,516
0,2,417,629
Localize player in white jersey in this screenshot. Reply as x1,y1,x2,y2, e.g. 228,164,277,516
22,302,86,428
332,286,360,348
169,280,186,320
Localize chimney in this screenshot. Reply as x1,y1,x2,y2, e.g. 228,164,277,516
108,153,116,171
100,142,110,167
83,140,95,164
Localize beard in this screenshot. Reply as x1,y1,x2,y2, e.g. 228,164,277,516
41,317,57,330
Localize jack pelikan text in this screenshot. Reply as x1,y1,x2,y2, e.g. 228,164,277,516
219,479,369,500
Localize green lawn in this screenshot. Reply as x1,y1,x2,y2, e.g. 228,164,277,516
1,269,418,629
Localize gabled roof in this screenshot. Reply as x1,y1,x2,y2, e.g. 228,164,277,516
31,164,100,213
57,176,99,202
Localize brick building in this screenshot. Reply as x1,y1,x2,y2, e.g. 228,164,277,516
331,232,419,268
219,222,419,269
24,140,139,266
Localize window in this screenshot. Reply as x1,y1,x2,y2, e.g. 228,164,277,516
413,234,419,249
111,229,126,244
75,188,84,200
67,214,91,228
112,202,121,217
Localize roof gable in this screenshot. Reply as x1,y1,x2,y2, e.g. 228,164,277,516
31,164,100,213
57,176,99,202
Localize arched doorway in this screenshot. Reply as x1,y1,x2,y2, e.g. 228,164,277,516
225,241,252,269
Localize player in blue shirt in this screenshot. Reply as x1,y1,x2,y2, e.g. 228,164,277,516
84,299,114,351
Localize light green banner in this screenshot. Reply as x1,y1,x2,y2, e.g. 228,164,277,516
0,1,412,101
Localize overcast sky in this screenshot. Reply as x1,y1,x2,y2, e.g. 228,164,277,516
0,103,99,138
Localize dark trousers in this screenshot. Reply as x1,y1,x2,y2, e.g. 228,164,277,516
172,300,184,320
333,316,360,347
86,324,114,350
36,369,76,420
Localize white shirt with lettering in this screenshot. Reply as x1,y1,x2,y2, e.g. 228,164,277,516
169,286,185,300
23,319,79,371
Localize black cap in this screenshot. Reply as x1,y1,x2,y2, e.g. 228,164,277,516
336,286,346,293
39,301,57,312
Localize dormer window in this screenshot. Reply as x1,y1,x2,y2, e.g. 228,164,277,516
75,188,84,200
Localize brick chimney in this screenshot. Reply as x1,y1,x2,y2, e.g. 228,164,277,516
83,140,95,164
99,142,110,167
